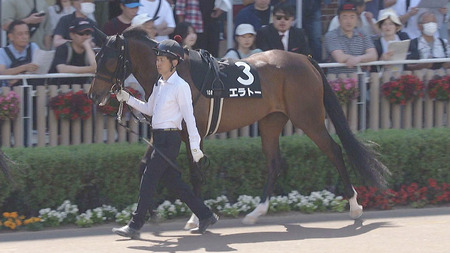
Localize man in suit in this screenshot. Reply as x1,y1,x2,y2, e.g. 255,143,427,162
255,3,310,56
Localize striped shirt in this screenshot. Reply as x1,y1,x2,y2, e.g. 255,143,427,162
324,28,375,74
175,0,203,33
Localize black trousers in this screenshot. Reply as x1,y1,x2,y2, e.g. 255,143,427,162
129,131,212,230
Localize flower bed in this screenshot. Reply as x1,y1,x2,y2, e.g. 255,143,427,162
381,75,425,105
48,90,92,120
427,75,450,101
0,91,20,121
1,179,449,231
328,78,359,105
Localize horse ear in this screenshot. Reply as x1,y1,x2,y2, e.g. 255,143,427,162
93,26,108,46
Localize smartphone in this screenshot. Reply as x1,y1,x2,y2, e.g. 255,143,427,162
36,11,46,17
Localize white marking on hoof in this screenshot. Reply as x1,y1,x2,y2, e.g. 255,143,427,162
349,186,363,219
242,199,269,225
184,214,199,230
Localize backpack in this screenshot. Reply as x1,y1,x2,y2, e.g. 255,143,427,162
2,44,43,86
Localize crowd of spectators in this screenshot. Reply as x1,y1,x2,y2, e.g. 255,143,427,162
1,0,450,86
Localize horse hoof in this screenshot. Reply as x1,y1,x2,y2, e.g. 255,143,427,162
242,214,258,225
349,204,363,219
184,222,198,230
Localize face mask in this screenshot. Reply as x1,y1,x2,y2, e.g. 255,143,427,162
423,22,438,36
80,2,95,16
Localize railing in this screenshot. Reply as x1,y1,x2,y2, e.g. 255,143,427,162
1,59,449,147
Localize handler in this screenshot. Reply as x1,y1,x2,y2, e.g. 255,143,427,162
112,39,218,238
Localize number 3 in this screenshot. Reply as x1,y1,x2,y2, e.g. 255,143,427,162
235,62,254,86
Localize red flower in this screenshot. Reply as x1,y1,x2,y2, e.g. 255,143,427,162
49,91,92,120
382,75,424,104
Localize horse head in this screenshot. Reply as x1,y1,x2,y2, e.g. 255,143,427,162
88,27,159,105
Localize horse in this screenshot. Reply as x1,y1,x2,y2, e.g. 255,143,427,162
88,28,390,228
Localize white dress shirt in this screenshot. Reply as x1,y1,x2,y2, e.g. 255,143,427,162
127,71,201,150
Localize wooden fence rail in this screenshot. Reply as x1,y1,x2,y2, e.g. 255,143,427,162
1,68,449,147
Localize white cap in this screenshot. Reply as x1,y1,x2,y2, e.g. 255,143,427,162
377,8,402,31
235,24,256,36
131,14,154,26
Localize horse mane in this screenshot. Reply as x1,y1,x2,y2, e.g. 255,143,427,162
122,27,158,48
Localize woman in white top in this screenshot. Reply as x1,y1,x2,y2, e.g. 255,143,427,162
48,0,76,32
223,23,262,59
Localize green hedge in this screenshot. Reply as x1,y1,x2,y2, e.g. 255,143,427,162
1,128,449,215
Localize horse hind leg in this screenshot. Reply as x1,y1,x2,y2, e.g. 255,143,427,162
296,120,362,219
242,112,288,225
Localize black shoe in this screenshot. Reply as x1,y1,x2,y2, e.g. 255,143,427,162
190,213,219,234
112,225,141,239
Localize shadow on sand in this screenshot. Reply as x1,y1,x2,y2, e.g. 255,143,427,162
128,219,394,252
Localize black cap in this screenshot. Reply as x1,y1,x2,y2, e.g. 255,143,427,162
338,2,357,15
153,39,184,61
69,18,94,33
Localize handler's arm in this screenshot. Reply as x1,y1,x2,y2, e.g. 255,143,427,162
178,83,201,151
127,89,156,116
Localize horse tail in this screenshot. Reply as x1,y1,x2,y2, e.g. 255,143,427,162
308,57,390,188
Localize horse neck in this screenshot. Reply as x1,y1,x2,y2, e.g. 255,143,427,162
128,39,159,100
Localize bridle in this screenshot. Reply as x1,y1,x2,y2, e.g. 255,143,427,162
95,34,132,94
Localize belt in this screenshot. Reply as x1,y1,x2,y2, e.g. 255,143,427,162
153,128,180,132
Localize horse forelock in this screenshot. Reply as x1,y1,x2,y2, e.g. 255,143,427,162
122,27,158,48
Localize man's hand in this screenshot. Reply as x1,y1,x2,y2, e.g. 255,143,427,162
345,56,361,68
380,51,394,61
116,90,130,102
191,149,204,163
408,7,419,17
82,38,93,49
22,63,39,73
23,13,45,25
364,12,373,23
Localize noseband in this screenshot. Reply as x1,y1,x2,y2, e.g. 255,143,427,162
95,35,132,93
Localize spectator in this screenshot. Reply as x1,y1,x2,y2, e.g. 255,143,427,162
328,0,379,37
373,8,409,72
234,0,271,31
130,14,157,39
406,12,450,71
324,2,377,74
0,20,40,86
175,0,203,44
53,0,98,48
393,0,447,39
339,0,396,18
223,23,262,59
173,22,198,49
49,18,96,85
138,0,176,42
303,0,331,62
196,0,227,57
1,0,52,50
103,0,141,36
255,3,310,56
48,0,76,34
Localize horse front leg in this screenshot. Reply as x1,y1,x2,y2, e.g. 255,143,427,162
242,113,288,225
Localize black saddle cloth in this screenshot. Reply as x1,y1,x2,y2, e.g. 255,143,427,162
188,49,262,98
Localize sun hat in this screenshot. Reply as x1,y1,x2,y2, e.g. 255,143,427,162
131,14,157,26
376,8,402,31
235,24,256,36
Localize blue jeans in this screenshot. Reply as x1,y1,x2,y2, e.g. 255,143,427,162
302,0,323,61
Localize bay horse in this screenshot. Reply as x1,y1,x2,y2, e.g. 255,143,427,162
88,28,389,227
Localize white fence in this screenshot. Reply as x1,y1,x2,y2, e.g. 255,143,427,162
1,59,449,147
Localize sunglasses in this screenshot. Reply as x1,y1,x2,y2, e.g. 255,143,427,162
76,31,92,36
275,15,292,21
